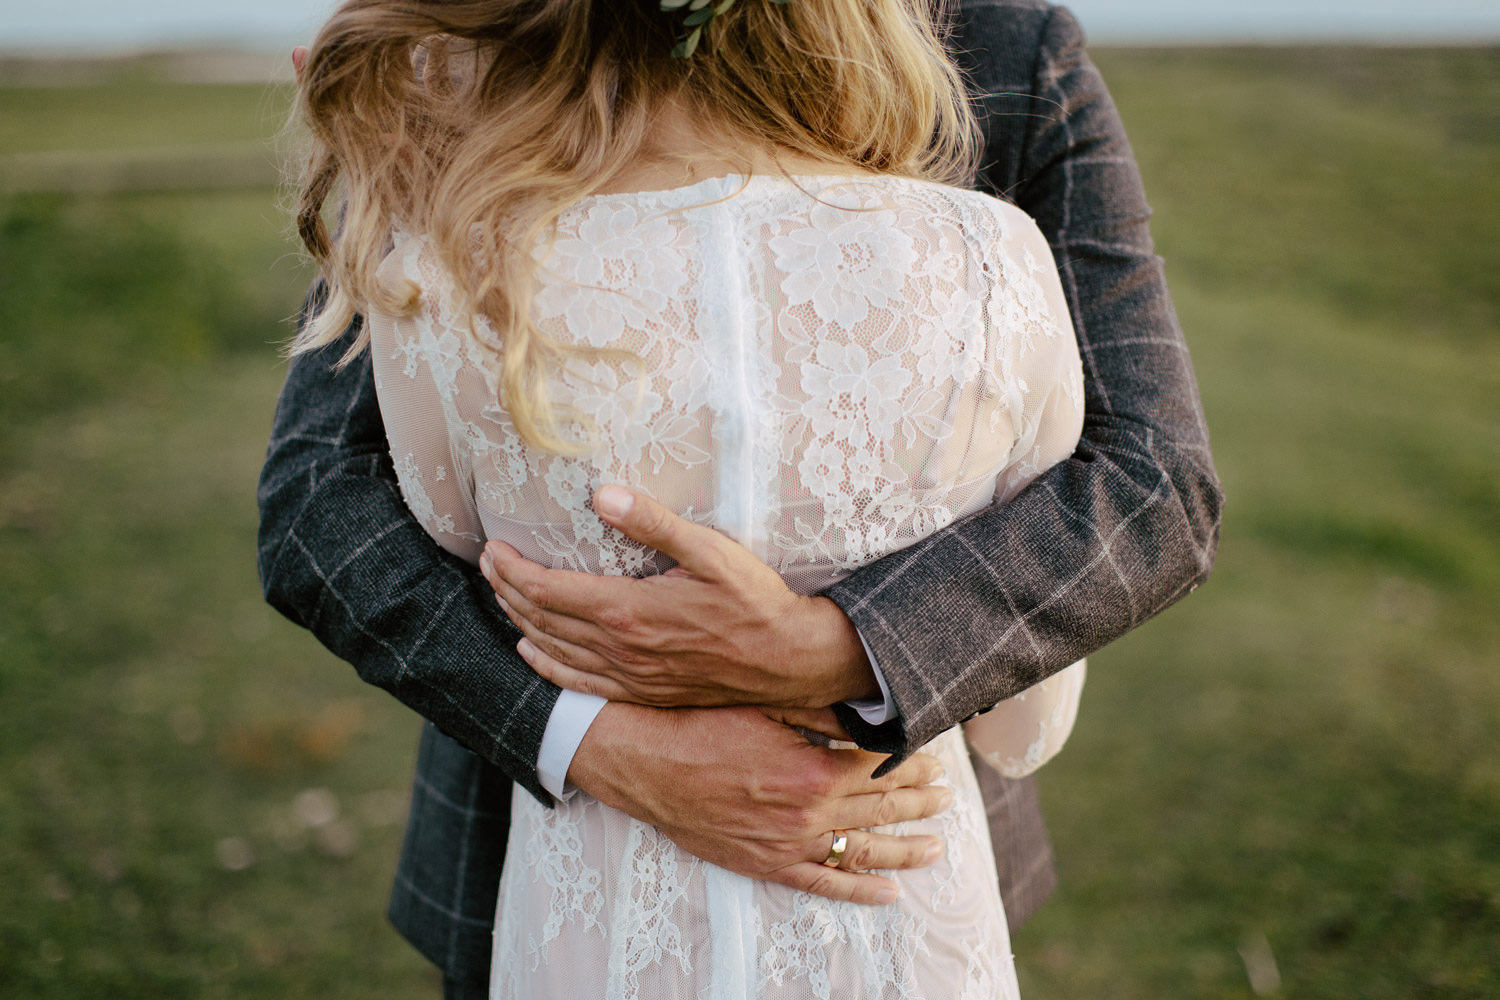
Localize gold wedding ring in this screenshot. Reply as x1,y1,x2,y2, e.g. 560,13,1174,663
822,831,849,868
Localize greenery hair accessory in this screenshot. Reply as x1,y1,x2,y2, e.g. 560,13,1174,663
661,0,792,59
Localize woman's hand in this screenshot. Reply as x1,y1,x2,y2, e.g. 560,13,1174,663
478,485,882,709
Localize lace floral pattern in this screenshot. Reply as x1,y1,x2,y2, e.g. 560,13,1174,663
394,452,480,546
365,174,1085,999
963,660,1088,780
516,793,604,969
609,821,697,995
770,200,916,326
533,203,690,347
760,890,933,1000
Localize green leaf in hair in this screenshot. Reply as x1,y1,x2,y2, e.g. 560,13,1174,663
660,0,792,59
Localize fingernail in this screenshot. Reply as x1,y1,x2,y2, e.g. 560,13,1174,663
594,485,633,519
875,888,898,905
938,788,954,809
517,638,535,661
929,764,945,783
497,596,511,614
479,551,493,576
922,842,944,865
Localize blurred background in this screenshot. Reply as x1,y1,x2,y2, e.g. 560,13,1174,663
1,2,1496,997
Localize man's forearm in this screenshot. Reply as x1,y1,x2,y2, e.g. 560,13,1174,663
479,507,885,712
259,298,879,805
825,4,1223,758
254,301,951,903
256,290,560,802
565,701,952,906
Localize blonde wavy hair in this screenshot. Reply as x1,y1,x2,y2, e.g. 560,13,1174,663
292,0,978,450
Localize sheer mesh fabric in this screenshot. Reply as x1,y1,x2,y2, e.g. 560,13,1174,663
366,174,1086,999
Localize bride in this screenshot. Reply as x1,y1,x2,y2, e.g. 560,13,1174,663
290,1,1086,996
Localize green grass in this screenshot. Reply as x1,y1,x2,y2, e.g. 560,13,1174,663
1,47,1497,998
0,80,290,155
0,362,435,998
1012,47,1500,1000
0,73,438,994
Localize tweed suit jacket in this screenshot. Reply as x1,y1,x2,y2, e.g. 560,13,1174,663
256,0,1223,985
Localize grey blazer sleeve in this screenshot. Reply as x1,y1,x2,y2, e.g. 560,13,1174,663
256,286,558,803
825,2,1224,758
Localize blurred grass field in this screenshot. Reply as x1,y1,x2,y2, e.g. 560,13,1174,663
1,46,1497,998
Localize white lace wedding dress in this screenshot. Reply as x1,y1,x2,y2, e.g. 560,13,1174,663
366,173,1086,1000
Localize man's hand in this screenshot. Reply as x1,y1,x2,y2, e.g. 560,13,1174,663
479,485,880,708
569,703,948,905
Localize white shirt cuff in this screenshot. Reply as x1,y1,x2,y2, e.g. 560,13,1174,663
841,631,897,725
536,689,608,802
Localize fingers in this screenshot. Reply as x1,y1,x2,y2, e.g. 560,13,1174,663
759,706,853,743
480,545,706,704
769,817,946,906
486,565,610,669
873,751,944,790
830,783,955,832
592,485,731,577
825,750,944,798
481,546,620,652
774,862,902,906
772,830,943,905
515,637,635,702
825,829,943,874
482,541,633,629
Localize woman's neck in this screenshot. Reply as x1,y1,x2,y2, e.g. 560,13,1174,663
593,94,851,196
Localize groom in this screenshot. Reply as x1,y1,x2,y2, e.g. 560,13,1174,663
257,0,1221,995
